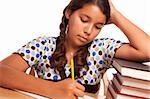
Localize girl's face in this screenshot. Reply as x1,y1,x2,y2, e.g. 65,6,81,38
66,4,106,47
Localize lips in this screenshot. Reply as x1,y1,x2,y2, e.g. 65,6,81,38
78,35,88,42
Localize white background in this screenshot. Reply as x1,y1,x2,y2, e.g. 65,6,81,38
0,0,150,60
0,0,150,96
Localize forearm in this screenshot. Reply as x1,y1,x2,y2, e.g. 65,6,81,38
0,64,55,98
112,10,150,56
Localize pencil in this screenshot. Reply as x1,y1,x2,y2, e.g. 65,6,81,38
71,54,75,80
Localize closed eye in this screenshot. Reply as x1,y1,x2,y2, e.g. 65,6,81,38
80,16,88,23
95,25,103,30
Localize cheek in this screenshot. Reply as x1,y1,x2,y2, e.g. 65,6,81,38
90,30,101,39
68,17,83,32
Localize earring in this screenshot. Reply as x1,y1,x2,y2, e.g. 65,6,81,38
65,25,68,35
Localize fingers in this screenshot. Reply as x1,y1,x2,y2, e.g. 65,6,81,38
63,79,85,97
73,87,85,97
75,81,85,91
72,81,85,97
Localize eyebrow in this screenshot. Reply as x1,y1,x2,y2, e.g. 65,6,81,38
81,14,105,25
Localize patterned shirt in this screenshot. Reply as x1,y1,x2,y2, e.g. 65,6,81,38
15,36,122,89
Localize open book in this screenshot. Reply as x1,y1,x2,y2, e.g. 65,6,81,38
16,89,106,99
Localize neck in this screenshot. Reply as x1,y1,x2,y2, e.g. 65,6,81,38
65,42,77,56
65,37,79,56
65,39,79,64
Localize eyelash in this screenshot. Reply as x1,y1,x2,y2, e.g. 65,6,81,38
80,17,88,22
95,25,103,30
80,17,103,30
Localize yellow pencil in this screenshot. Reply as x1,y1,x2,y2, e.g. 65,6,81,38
70,53,75,80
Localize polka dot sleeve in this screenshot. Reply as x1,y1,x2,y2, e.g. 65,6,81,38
101,38,123,68
15,36,50,67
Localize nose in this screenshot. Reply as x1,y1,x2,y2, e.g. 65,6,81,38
84,24,93,35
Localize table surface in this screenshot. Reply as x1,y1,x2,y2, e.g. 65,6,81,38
0,87,33,99
0,87,106,99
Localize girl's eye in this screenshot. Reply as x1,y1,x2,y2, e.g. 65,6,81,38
80,17,88,22
95,25,103,30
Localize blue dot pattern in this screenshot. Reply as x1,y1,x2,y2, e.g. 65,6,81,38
15,36,123,85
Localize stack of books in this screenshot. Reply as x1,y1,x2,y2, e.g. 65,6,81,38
106,58,150,99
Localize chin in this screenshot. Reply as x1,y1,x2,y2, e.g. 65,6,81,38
74,37,92,47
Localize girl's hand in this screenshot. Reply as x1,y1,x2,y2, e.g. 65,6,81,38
51,78,85,99
108,0,119,23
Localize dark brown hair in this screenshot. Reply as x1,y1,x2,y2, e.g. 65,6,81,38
50,0,110,80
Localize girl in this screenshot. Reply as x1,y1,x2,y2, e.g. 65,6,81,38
0,0,150,99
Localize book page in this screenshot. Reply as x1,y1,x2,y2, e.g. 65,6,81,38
78,95,106,99
16,90,106,99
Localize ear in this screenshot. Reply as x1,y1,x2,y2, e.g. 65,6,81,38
65,9,72,19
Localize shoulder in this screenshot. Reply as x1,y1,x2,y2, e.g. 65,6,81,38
15,36,57,67
88,38,123,66
34,36,57,45
90,38,115,49
92,38,120,44
16,35,58,57
90,38,122,49
35,36,57,52
30,36,57,48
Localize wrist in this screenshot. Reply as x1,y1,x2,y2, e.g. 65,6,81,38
40,81,57,98
110,9,120,24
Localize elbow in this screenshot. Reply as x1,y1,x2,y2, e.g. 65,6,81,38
141,45,150,61
0,62,5,76
147,39,150,59
147,51,150,61
142,50,150,62
0,63,5,86
0,63,11,86
136,49,150,62
146,47,150,60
